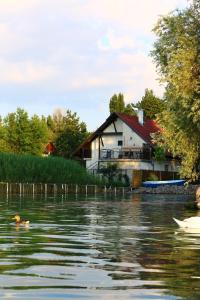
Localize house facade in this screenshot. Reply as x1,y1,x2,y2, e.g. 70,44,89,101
74,112,179,183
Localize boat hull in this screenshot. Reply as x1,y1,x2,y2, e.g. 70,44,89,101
142,179,185,188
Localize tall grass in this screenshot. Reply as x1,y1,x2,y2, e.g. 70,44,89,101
0,153,102,185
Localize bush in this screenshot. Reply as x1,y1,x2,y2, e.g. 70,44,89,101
146,173,159,181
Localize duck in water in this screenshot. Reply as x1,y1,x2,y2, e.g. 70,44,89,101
12,214,30,226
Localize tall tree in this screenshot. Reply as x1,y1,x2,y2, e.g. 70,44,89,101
151,0,200,180
54,110,89,158
109,93,125,113
30,115,49,155
109,93,135,115
135,88,165,119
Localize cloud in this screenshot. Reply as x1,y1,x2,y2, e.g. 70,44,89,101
0,0,36,13
77,0,188,31
97,29,135,51
0,59,59,84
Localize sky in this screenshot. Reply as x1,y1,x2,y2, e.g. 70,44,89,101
0,0,188,131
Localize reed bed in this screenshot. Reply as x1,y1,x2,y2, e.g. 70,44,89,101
0,153,102,185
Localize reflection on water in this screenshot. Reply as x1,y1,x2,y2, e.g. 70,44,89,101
0,193,199,299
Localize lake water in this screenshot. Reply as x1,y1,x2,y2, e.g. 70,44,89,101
0,193,199,300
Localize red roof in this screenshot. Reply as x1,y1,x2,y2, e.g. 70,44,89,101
45,142,55,154
116,113,161,144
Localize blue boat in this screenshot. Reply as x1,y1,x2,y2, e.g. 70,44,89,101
142,179,185,188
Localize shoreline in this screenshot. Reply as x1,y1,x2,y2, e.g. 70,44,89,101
130,184,199,195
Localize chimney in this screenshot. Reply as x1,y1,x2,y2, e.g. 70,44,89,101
137,109,144,125
132,107,144,125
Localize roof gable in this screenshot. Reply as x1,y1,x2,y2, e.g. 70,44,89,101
116,113,160,144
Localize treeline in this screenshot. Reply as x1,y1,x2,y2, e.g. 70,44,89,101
109,89,165,119
0,108,88,158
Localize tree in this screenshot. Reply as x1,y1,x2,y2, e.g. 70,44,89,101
135,89,165,119
151,0,200,181
109,93,135,115
109,93,125,113
30,115,49,155
54,110,89,158
0,123,11,153
153,146,166,162
3,108,48,156
4,108,31,154
124,103,135,115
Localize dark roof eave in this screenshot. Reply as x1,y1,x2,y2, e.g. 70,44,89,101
73,113,119,155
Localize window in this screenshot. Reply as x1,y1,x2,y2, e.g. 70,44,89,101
165,164,169,172
118,140,123,146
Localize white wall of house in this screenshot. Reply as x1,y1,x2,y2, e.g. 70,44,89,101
122,122,145,148
104,119,123,133
96,159,179,185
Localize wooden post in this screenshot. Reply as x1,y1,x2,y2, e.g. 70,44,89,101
54,184,57,196
85,185,88,195
64,184,66,194
19,183,22,196
45,184,47,196
122,187,125,195
61,184,64,194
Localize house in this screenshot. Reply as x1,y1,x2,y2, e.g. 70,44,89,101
74,111,179,184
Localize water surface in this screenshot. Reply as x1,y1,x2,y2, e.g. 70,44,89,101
0,193,199,299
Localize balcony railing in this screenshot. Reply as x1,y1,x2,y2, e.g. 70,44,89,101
100,147,152,160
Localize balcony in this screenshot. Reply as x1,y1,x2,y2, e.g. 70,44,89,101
100,147,152,161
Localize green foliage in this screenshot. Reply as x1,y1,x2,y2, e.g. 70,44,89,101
135,89,165,119
30,115,49,155
153,146,166,162
99,163,128,186
109,89,164,119
0,107,89,159
124,103,135,115
100,163,118,182
53,110,89,158
109,93,125,113
117,173,130,186
151,0,200,181
146,173,159,181
3,108,49,156
0,152,101,185
0,126,11,152
109,93,135,115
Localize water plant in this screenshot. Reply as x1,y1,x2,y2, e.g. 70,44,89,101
0,152,102,185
